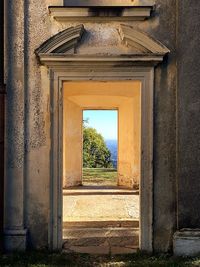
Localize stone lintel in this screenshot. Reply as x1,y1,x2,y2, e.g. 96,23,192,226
174,229,200,256
4,229,27,251
37,54,165,68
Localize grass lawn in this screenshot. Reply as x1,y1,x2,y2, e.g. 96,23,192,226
0,251,200,267
83,168,117,186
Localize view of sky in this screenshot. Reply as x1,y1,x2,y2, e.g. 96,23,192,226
83,110,118,140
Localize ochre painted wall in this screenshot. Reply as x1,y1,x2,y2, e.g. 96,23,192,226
118,88,141,188
63,97,82,188
63,82,141,188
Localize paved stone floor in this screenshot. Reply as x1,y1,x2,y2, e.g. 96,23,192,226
62,186,140,254
63,186,139,222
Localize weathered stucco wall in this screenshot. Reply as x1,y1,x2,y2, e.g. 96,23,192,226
147,0,177,252
5,0,179,251
177,1,200,229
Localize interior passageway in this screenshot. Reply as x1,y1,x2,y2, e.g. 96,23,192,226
62,81,141,254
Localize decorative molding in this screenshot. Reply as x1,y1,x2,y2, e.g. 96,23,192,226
36,25,169,67
119,24,170,55
37,54,165,68
49,6,154,21
49,0,155,22
35,25,84,54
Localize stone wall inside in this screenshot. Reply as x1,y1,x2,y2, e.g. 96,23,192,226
4,0,181,251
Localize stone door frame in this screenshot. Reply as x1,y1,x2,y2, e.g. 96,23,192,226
48,65,154,252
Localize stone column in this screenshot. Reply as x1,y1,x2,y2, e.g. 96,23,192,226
4,0,27,251
0,0,4,251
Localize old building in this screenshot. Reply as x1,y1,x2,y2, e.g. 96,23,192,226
2,0,200,256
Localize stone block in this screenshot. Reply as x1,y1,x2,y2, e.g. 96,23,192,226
4,229,27,251
174,229,200,256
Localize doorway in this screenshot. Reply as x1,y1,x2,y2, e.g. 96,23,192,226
48,67,153,253
82,109,118,187
62,81,142,253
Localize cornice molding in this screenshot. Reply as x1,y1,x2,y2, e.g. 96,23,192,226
49,6,154,21
49,1,155,22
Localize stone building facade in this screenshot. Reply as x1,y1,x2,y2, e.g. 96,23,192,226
2,0,200,255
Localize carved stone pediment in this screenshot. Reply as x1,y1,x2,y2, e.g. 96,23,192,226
119,24,170,54
35,25,84,54
36,24,169,66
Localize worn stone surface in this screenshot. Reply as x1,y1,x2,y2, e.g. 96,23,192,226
4,229,27,252
63,220,139,229
63,187,139,223
174,230,200,256
177,1,200,229
147,0,177,252
4,0,27,250
63,227,139,254
63,191,139,222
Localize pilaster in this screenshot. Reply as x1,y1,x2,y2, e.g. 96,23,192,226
4,0,27,251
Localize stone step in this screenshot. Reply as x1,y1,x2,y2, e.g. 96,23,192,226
63,227,139,254
63,220,139,229
63,187,139,196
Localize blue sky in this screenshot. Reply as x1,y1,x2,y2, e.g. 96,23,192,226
83,110,118,140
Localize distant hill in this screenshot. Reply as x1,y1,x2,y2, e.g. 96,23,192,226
105,139,118,168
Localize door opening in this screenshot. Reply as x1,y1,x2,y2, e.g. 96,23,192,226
62,81,141,254
82,109,118,187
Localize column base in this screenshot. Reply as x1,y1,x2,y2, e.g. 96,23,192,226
173,229,200,256
4,228,27,251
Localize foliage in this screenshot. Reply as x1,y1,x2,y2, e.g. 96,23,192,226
83,127,113,168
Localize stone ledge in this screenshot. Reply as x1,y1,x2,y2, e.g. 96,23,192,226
174,229,200,256
49,5,155,22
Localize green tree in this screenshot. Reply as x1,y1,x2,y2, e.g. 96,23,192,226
83,127,113,168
